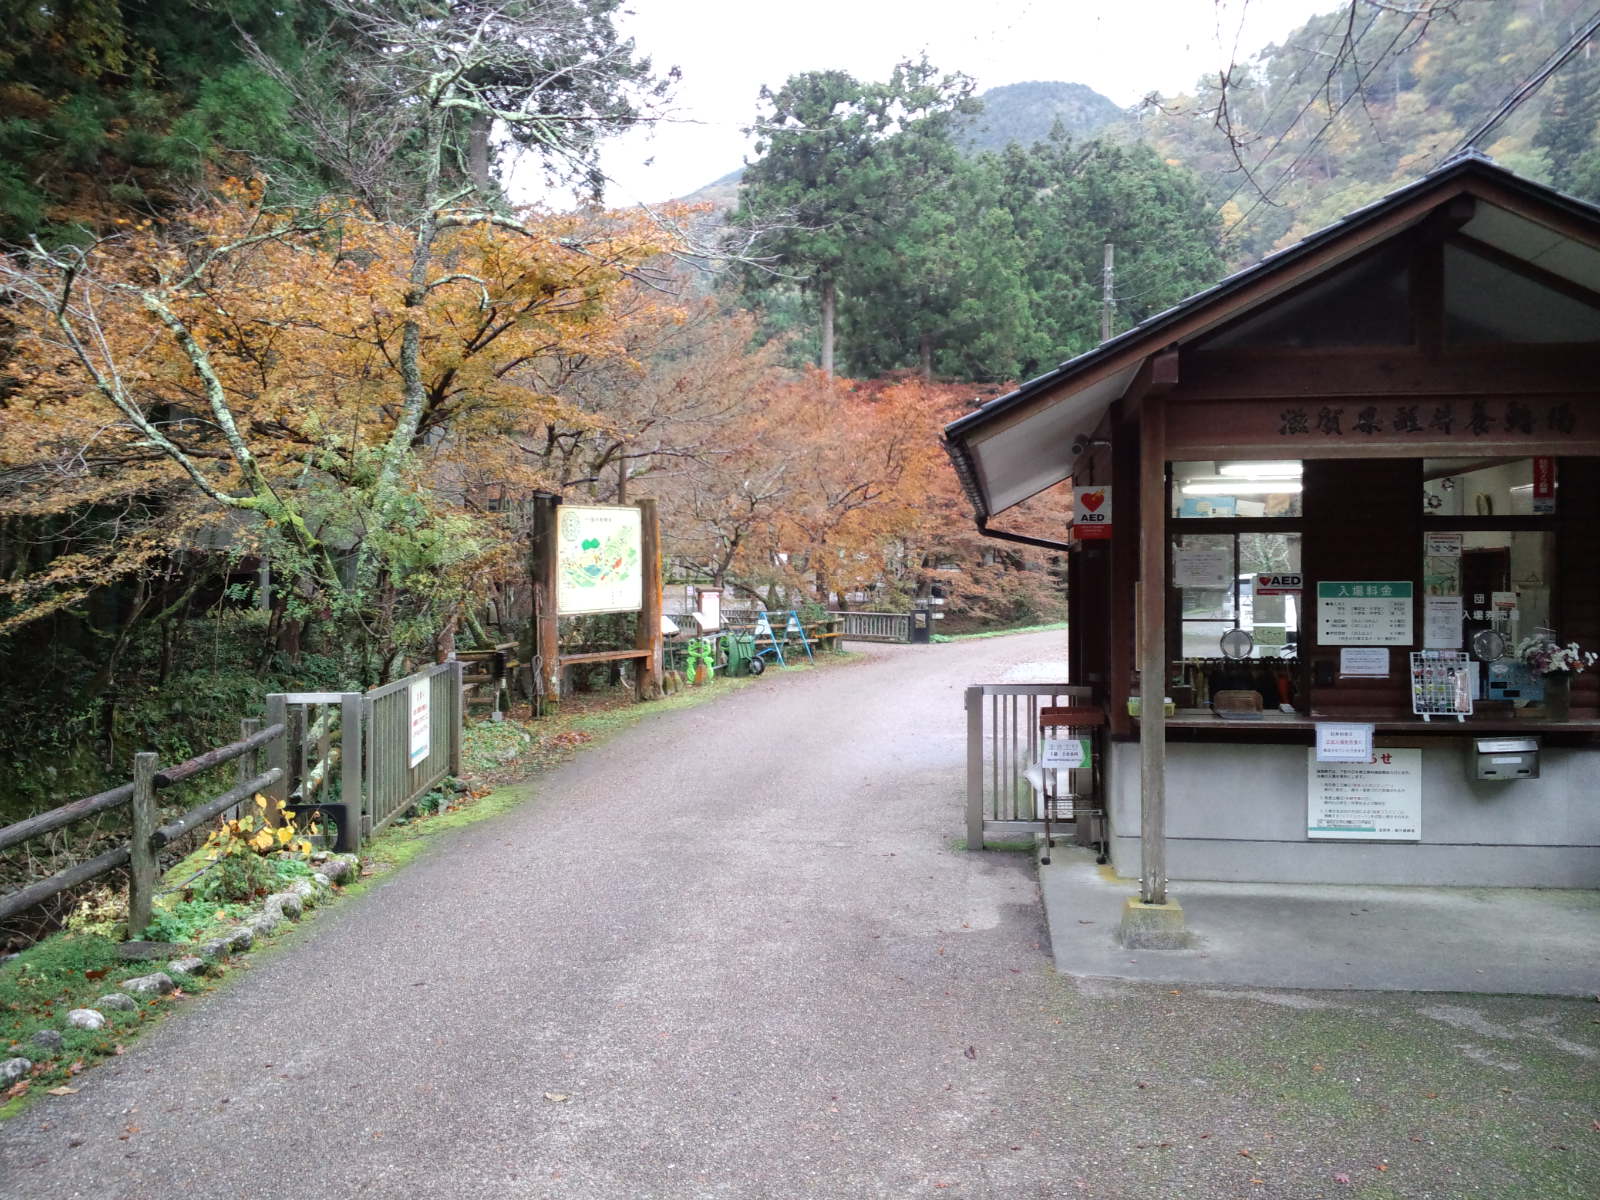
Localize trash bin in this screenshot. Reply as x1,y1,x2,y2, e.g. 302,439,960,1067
722,632,756,676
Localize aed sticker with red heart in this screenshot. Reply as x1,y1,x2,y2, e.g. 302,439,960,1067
1072,485,1112,537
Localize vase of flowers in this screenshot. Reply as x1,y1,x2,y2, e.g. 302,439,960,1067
1515,635,1597,721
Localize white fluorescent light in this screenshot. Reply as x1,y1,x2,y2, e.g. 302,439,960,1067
1217,461,1303,479
1181,482,1304,496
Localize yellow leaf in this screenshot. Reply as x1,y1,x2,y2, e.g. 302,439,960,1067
254,794,268,809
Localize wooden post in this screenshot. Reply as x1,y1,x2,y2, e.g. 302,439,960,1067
965,686,985,851
236,718,261,820
1138,394,1169,905
634,497,663,701
445,664,464,777
127,752,158,938
264,693,290,811
339,691,364,853
530,494,561,712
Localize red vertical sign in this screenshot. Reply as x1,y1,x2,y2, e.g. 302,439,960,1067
1532,457,1556,514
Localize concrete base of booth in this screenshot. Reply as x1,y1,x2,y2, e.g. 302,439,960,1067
1105,739,1600,888
1116,895,1190,948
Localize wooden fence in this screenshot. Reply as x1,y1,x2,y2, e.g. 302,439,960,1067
0,662,462,939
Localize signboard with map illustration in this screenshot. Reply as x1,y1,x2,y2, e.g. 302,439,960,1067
556,505,642,615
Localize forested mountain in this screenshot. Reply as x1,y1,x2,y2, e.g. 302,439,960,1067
955,80,1123,153
1122,0,1600,262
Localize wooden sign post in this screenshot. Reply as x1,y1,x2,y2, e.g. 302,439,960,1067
634,498,663,700
529,493,562,710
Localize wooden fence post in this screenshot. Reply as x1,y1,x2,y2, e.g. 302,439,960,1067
965,688,985,852
635,497,663,701
264,694,289,813
530,493,562,712
127,752,158,937
235,718,261,818
446,663,464,777
338,692,364,854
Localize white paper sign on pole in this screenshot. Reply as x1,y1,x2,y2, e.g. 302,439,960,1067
408,678,430,768
1314,722,1374,763
1039,738,1090,769
1425,532,1463,558
1424,595,1463,649
1307,748,1421,841
1173,544,1233,589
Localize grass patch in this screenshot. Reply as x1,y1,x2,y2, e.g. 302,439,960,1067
933,621,1067,643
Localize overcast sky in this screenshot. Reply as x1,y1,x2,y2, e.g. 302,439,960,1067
513,0,1336,207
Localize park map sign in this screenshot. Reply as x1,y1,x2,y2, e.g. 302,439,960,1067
557,505,642,616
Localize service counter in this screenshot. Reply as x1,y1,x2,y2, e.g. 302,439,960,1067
1105,716,1600,887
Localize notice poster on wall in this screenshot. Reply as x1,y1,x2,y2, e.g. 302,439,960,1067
1424,595,1464,649
1306,748,1421,841
1173,543,1232,589
557,504,643,616
1317,581,1413,645
408,677,430,768
1315,722,1374,763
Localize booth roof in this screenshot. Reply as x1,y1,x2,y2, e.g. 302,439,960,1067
942,152,1600,521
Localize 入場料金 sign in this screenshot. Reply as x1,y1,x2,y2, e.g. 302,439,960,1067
1317,580,1413,646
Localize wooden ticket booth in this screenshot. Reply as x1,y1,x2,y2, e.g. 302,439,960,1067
944,154,1600,893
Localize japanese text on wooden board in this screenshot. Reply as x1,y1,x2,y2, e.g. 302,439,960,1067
1277,401,1575,438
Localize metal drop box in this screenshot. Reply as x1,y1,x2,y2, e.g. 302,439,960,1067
1471,736,1540,781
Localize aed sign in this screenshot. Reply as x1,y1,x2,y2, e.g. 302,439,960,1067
1073,486,1112,539
1255,572,1303,595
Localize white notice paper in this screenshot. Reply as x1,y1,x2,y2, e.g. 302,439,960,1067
1307,749,1422,841
1339,647,1390,677
1315,722,1374,763
1039,738,1089,769
1173,544,1233,589
1424,595,1463,649
408,677,431,768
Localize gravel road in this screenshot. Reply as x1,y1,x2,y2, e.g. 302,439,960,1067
3,633,1595,1199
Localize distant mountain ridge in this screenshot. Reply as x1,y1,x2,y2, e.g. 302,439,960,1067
672,79,1126,210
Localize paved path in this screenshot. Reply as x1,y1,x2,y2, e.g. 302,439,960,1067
4,633,1597,1199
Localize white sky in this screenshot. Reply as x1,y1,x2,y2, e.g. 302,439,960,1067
515,0,1336,207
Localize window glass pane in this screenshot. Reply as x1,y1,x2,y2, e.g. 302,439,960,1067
1181,620,1236,660
1423,458,1536,517
1240,533,1302,657
1173,460,1303,518
1174,533,1233,619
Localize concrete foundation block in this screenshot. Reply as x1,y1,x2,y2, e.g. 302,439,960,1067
1116,895,1190,949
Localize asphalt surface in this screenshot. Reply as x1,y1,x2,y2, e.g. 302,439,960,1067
2,632,1596,1199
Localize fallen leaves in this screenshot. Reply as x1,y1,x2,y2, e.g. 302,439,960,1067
963,1046,977,1060
543,1092,569,1103
46,1086,78,1096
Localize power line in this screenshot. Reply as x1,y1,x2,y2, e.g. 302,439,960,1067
1446,5,1600,158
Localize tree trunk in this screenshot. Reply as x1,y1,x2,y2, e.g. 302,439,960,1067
919,333,933,380
819,276,836,379
468,115,492,192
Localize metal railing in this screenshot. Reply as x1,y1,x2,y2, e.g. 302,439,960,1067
964,684,1094,849
834,611,913,643
361,662,462,838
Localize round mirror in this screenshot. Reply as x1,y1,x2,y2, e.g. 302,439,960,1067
1470,628,1507,661
1220,628,1254,661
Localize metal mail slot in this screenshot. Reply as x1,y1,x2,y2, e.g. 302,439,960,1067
1471,736,1540,781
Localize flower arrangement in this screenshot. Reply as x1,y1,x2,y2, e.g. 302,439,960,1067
1515,635,1597,677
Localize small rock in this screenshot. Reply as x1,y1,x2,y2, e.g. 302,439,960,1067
199,938,230,960
317,856,358,885
311,873,332,890
286,879,317,905
264,892,303,921
31,1029,64,1051
224,925,254,953
246,910,281,936
120,972,175,996
67,1009,105,1031
167,956,208,977
96,993,137,1012
0,1058,31,1084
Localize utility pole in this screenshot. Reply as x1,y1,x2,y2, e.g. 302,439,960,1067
1101,242,1115,343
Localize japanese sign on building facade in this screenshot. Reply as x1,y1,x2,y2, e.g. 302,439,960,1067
1276,401,1576,440
1307,748,1421,841
556,505,643,616
1317,581,1414,646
